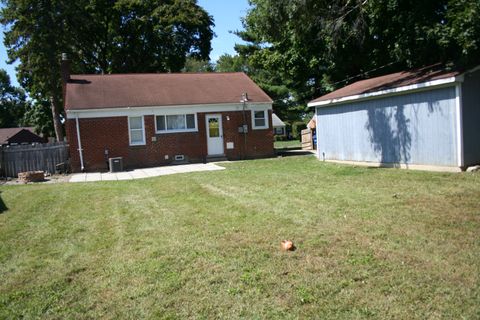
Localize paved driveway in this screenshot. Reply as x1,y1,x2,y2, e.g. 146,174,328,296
69,163,225,183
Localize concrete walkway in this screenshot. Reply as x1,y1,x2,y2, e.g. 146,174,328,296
69,163,225,183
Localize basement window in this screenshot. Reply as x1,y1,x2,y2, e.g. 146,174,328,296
155,114,197,133
128,116,145,146
251,110,269,130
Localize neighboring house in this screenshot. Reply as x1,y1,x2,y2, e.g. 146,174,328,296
308,64,480,171
64,68,274,172
0,127,45,146
272,113,286,136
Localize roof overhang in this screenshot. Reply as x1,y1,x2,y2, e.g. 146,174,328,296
308,75,464,108
65,102,273,119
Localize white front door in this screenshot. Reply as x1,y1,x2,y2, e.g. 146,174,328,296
206,114,224,155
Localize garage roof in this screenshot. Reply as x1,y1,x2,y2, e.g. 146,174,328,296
308,64,464,107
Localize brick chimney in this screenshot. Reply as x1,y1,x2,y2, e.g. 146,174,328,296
61,53,70,84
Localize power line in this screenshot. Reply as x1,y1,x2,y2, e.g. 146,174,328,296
328,61,398,87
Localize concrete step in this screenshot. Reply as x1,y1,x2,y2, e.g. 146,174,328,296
206,155,228,163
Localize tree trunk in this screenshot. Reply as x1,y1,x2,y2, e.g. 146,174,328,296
50,96,64,142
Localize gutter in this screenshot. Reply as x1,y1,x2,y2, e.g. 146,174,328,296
75,113,85,171
308,76,462,108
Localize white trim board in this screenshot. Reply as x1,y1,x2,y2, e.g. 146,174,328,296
455,84,464,168
308,76,461,108
66,102,272,119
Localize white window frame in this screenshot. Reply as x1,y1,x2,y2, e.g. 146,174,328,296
251,109,269,130
155,113,198,134
128,116,146,146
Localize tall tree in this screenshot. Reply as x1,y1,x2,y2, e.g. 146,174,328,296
1,1,71,140
23,100,55,139
0,0,214,140
237,0,480,115
182,57,214,72
215,54,249,73
0,69,29,128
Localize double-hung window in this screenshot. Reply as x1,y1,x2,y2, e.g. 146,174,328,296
128,116,145,145
156,114,197,133
252,110,269,129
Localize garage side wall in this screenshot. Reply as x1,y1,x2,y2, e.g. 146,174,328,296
461,69,480,166
316,86,458,167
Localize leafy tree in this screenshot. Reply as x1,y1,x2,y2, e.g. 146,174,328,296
214,53,302,122
237,0,480,116
1,0,72,141
1,0,214,141
23,100,55,139
182,57,214,72
215,54,249,73
0,69,29,128
69,0,214,74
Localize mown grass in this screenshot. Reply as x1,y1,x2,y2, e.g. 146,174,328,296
0,156,479,319
274,140,301,149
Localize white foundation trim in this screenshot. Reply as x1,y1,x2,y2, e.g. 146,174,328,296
321,159,462,173
308,77,461,108
66,103,272,119
455,84,464,168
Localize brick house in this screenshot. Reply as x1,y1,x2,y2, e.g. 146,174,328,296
64,67,274,172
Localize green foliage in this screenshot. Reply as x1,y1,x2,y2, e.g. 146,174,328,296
237,0,480,111
291,121,307,140
0,69,29,128
215,54,249,72
0,0,214,139
182,57,214,72
70,0,214,74
215,53,305,124
23,100,55,139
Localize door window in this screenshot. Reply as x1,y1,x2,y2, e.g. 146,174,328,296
209,118,220,137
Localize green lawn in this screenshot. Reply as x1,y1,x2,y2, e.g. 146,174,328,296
1,156,479,319
274,139,301,149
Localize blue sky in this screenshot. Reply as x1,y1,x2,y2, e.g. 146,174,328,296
0,0,250,88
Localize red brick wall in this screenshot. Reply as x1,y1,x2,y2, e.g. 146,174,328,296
66,110,274,172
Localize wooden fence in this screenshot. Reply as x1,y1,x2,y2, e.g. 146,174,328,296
0,142,69,177
301,128,313,150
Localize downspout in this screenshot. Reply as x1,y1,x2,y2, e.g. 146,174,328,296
75,113,85,172
241,93,248,160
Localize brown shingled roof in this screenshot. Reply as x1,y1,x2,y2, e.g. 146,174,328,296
0,127,40,145
65,72,272,110
309,64,461,105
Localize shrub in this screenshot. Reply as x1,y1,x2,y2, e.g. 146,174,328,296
292,121,307,139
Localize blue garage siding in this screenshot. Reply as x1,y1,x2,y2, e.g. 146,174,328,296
316,86,458,166
461,69,480,166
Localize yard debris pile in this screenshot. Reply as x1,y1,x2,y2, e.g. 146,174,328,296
281,240,295,251
18,171,44,183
